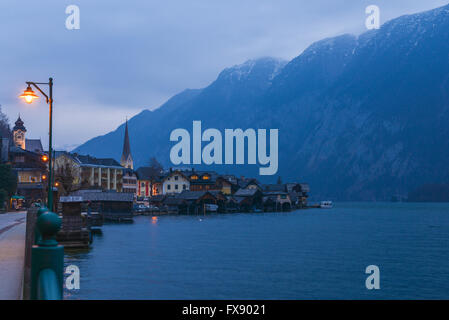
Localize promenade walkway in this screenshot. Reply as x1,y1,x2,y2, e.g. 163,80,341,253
0,212,26,300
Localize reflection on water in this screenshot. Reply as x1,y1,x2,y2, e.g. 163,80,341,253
64,202,449,299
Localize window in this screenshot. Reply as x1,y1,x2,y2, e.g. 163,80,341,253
202,175,210,180
175,184,179,190
141,182,145,187
191,175,198,180
167,185,171,190
183,185,186,190
174,175,179,181
15,156,25,163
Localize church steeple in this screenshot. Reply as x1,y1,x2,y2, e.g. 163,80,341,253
120,119,133,169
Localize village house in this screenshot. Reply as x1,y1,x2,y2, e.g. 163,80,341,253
162,169,190,194
239,177,263,191
187,170,216,191
135,167,153,198
151,175,164,196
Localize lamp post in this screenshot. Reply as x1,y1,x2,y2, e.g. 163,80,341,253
19,78,54,211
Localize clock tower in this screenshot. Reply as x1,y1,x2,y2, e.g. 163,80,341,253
13,116,27,150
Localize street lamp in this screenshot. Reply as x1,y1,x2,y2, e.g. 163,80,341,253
19,78,54,211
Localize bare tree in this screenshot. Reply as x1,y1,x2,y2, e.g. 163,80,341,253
147,157,163,178
54,164,89,196
0,105,12,139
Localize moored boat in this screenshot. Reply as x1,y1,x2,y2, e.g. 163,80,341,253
320,201,333,209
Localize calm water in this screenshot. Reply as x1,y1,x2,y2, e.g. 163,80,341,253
64,202,449,299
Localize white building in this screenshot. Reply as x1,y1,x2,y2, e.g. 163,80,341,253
162,170,190,194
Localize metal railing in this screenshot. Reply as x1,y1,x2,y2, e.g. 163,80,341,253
30,207,63,300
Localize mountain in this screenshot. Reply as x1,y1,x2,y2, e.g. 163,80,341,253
74,4,449,200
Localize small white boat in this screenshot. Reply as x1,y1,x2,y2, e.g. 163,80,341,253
205,204,218,212
320,201,333,209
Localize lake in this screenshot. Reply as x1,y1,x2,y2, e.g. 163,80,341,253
64,202,449,299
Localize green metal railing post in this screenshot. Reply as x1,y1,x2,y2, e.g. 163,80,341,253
34,206,49,244
30,211,64,300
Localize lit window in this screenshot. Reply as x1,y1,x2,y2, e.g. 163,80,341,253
191,175,198,180
202,175,210,180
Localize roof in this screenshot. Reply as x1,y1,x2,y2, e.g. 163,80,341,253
263,191,289,196
234,188,259,197
187,170,219,184
69,190,134,202
236,178,261,189
162,169,189,182
220,175,238,185
13,116,26,132
232,196,249,204
136,167,156,180
149,195,166,202
163,197,186,206
263,184,287,192
60,153,123,169
25,139,43,153
176,190,214,201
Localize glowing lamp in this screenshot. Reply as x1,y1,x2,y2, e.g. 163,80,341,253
41,155,49,162
19,85,39,104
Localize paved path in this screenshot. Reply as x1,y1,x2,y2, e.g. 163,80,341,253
0,212,26,300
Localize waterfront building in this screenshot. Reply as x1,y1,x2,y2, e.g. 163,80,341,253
239,177,262,191
120,119,133,169
262,191,292,211
175,190,220,214
151,176,164,196
135,167,153,198
187,170,219,192
68,189,134,220
122,168,138,195
54,152,125,192
233,188,264,210
215,176,233,195
162,169,190,194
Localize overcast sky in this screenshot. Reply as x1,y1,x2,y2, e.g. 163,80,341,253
0,0,447,150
